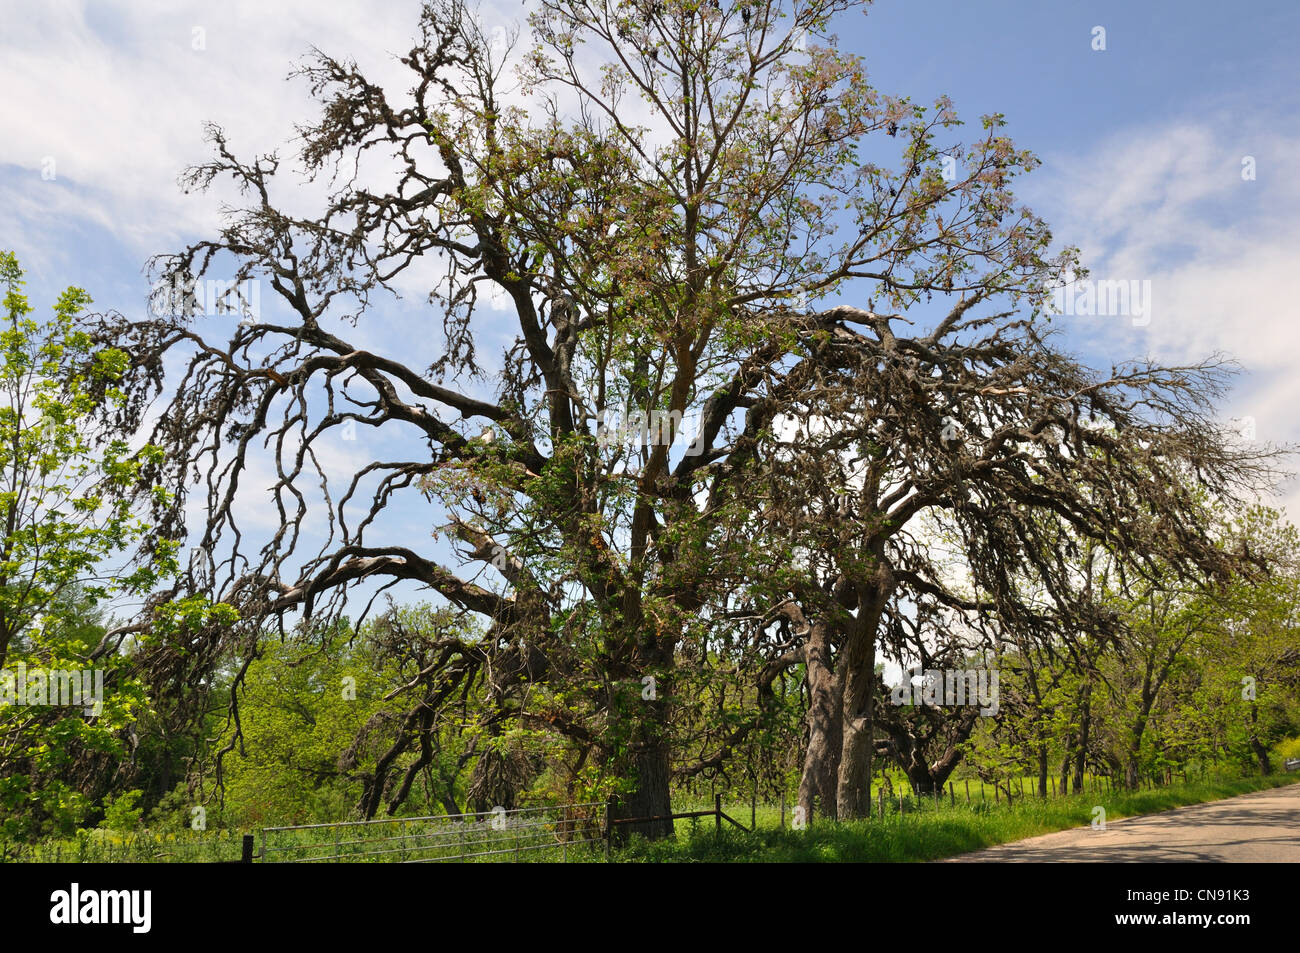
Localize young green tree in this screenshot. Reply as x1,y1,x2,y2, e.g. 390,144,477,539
0,251,174,837
0,251,172,668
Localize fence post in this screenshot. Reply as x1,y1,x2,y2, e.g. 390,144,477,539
949,782,955,807
878,787,885,818
965,780,970,806
241,834,254,864
604,799,613,862
715,793,722,833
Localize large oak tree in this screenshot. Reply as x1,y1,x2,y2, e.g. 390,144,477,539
85,0,1278,833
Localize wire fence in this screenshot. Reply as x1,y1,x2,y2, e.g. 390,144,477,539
259,803,606,864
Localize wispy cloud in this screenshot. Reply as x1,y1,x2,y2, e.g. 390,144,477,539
1028,114,1300,512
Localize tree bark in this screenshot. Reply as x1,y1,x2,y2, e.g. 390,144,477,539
835,624,875,818
612,730,674,842
835,566,890,819
798,616,842,823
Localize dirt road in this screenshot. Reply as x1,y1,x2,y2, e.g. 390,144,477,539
946,783,1300,862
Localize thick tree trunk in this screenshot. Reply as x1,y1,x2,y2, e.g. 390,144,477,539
835,576,888,819
835,638,875,819
798,617,842,823
604,613,676,842
612,734,674,842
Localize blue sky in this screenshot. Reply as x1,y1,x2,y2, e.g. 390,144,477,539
3,0,1298,620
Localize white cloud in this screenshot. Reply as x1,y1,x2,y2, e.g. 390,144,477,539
0,0,445,256
1028,115,1300,519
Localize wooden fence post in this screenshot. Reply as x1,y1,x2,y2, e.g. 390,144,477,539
965,780,970,805
715,793,722,833
604,799,613,862
241,834,254,864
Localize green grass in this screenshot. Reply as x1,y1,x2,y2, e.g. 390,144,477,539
7,773,1295,863
619,774,1300,863
0,828,249,863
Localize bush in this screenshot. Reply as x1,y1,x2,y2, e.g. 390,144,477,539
100,789,144,832
1273,736,1300,764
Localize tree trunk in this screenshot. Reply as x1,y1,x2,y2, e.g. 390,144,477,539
1072,678,1091,793
835,575,888,819
798,617,841,823
1248,703,1272,775
1125,754,1141,790
612,733,674,842
835,634,875,818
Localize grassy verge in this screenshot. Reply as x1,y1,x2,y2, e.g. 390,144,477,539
6,773,1294,863
618,773,1300,863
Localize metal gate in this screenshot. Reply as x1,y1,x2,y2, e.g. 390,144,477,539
259,803,604,863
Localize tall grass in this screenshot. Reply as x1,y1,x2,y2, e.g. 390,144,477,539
0,829,247,863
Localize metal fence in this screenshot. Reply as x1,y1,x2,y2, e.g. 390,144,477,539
259,803,606,864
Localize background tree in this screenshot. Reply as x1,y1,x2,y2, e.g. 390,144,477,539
0,251,178,838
